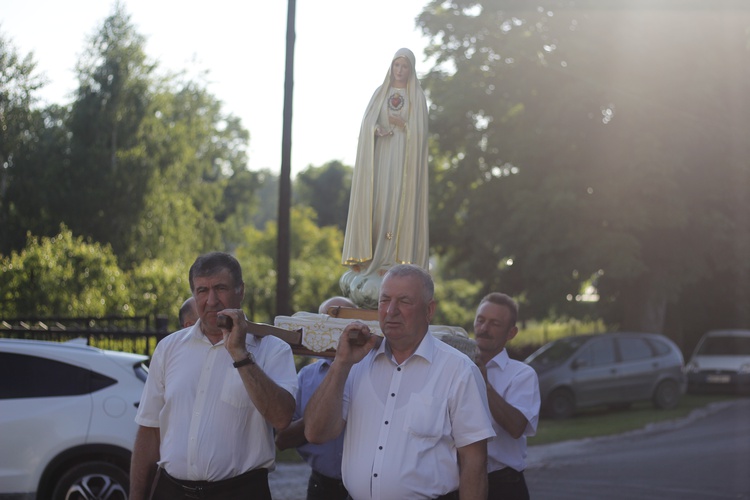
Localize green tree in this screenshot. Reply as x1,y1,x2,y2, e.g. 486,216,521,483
433,276,483,333
251,169,279,230
3,5,256,270
294,160,352,231
0,225,132,317
64,3,156,257
236,206,344,322
418,1,750,334
0,29,56,254
129,258,190,331
125,78,252,266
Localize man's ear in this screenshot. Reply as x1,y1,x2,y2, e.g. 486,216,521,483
507,325,520,341
426,299,436,323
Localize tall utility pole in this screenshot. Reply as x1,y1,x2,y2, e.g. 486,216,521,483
276,0,295,317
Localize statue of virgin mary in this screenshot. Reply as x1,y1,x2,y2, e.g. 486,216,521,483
340,48,430,308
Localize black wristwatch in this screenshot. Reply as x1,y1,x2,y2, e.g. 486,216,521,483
232,353,255,368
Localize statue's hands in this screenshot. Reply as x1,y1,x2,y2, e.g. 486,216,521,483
335,321,380,366
218,308,249,360
387,115,406,129
375,125,393,137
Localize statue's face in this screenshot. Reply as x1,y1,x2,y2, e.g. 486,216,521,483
391,57,411,87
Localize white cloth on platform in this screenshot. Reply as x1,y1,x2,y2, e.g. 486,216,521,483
274,312,469,353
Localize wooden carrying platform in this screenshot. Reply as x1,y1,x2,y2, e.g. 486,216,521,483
243,307,379,358
250,307,476,360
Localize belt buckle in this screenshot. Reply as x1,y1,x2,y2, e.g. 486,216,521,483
182,484,203,499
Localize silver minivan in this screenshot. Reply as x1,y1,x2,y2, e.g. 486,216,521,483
686,329,750,395
525,332,686,419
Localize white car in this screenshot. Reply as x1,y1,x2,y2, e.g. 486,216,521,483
686,329,750,395
0,338,148,500
685,330,750,394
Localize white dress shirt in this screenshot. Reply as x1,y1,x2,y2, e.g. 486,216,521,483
341,332,495,500
135,322,298,481
485,349,540,472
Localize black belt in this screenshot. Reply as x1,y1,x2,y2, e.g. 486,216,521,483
435,491,459,500
346,490,457,500
159,467,268,499
310,469,345,488
489,467,524,482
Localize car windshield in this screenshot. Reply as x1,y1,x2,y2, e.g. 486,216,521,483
526,336,590,366
698,335,750,356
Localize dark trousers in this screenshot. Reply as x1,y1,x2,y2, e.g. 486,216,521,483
487,467,529,500
307,470,348,500
149,467,271,500
346,490,457,500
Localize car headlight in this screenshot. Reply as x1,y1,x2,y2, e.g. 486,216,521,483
685,361,699,373
739,363,750,375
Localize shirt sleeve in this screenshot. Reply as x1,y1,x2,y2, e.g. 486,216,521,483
258,337,298,400
503,366,541,436
135,340,166,428
449,362,496,448
293,364,313,420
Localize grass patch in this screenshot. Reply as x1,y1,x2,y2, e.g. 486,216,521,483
513,319,606,347
528,393,739,446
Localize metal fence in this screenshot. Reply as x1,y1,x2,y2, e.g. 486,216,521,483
0,315,169,356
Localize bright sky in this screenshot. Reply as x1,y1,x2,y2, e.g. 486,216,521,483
1,0,431,176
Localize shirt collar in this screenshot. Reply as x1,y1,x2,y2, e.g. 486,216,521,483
487,348,510,370
375,330,434,365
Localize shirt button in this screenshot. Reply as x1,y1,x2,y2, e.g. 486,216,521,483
397,367,401,371
385,421,389,425
391,393,395,397
373,473,378,477
379,446,383,450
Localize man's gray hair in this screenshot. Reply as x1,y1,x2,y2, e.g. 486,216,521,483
383,264,434,302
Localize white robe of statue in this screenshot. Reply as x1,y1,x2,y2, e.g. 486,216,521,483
340,48,430,308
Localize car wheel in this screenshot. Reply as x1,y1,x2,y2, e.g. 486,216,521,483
653,379,680,410
547,388,576,419
51,461,128,500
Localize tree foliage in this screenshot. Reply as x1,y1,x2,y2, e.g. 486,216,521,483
1,5,256,272
294,160,352,231
418,1,750,335
65,4,156,257
0,225,131,317
236,206,344,322
0,29,54,253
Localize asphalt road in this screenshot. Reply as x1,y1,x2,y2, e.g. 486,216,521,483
525,398,750,499
269,398,750,500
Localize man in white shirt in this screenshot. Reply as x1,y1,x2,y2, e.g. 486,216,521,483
130,252,298,500
304,264,495,500
474,292,541,500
